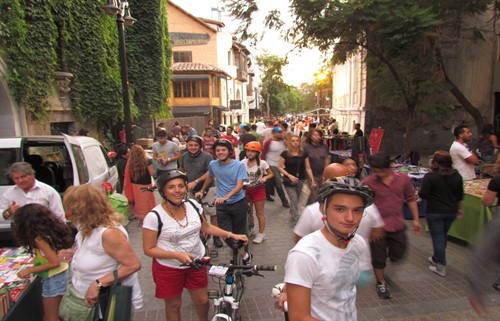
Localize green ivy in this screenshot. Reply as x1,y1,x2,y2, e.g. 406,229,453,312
0,0,58,120
1,0,171,130
127,0,171,116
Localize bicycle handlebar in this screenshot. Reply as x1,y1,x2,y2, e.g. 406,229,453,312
181,258,277,273
140,186,157,192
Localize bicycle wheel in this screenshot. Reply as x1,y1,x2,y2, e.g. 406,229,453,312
215,301,232,320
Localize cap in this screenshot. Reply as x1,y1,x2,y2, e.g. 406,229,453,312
272,126,283,133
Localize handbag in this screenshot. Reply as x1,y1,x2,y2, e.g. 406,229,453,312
59,282,99,321
98,270,133,321
282,155,301,186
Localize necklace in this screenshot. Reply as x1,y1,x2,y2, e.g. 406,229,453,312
163,202,189,228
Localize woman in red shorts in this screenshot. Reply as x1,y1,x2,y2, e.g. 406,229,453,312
142,170,248,321
241,142,274,244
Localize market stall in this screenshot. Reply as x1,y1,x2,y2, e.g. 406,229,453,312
447,179,492,244
0,248,42,321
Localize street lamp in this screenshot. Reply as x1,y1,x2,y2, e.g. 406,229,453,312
102,0,136,145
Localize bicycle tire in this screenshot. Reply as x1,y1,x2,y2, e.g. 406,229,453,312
219,301,232,318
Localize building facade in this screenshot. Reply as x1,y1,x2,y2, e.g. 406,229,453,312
167,1,255,127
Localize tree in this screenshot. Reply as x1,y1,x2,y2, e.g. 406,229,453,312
224,0,496,157
255,53,288,116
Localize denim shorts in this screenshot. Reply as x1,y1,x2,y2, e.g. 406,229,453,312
42,270,68,297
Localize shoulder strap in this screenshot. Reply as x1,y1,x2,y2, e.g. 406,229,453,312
151,210,162,239
185,199,204,224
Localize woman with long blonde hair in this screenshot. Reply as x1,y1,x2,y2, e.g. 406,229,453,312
59,185,142,320
278,135,308,221
124,144,156,221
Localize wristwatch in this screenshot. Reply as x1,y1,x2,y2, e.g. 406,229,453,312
2,209,12,220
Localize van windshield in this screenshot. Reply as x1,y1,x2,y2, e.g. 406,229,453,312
0,149,20,186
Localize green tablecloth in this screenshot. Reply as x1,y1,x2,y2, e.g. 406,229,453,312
447,193,492,244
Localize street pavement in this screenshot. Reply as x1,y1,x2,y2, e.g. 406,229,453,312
128,193,500,321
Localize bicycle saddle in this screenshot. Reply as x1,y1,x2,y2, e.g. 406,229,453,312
224,237,245,250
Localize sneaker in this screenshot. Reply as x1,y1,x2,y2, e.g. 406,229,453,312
253,233,266,244
249,227,258,236
376,283,391,299
492,281,500,292
266,196,275,202
428,256,437,266
213,237,223,248
242,252,253,265
429,265,446,277
282,203,290,208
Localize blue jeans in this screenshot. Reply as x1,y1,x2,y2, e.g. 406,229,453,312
426,212,457,266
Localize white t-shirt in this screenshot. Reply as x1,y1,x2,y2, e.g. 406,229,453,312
71,226,143,309
266,140,286,166
261,128,273,143
449,141,476,180
143,200,205,268
241,159,270,183
293,202,383,268
285,230,367,321
255,122,266,134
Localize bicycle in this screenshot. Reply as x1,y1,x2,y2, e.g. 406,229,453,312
183,238,277,321
271,283,289,321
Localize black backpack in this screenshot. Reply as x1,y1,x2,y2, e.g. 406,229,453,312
150,199,208,251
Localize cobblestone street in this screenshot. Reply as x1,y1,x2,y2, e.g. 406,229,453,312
129,195,500,321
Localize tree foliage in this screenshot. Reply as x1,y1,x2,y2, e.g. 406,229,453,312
225,0,496,156
255,53,288,116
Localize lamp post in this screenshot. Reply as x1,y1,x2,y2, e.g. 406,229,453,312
102,0,136,145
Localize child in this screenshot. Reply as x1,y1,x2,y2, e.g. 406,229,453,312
13,204,74,321
241,141,274,243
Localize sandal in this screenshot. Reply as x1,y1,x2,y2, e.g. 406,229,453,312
493,281,500,292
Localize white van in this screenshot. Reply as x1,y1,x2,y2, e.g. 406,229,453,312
0,135,118,241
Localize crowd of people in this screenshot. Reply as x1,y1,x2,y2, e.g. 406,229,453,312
1,118,500,320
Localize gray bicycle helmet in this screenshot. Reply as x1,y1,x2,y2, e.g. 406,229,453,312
186,135,203,147
212,138,233,151
317,177,375,207
157,170,188,201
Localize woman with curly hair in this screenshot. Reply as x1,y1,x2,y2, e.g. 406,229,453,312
59,185,142,320
124,144,156,221
13,204,73,321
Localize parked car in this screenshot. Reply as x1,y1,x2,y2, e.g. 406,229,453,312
0,134,118,242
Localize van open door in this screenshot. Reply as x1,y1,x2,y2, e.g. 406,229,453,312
63,134,90,186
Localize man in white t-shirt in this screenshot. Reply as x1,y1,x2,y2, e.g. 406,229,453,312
449,125,479,180
284,177,375,320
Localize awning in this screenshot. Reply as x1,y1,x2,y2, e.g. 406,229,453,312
172,106,211,116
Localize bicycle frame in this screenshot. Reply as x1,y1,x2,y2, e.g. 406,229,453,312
186,240,276,321
211,246,244,321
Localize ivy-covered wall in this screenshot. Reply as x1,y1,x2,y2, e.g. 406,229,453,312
127,0,171,118
0,0,171,132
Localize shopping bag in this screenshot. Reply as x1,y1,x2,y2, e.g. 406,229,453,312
98,270,133,321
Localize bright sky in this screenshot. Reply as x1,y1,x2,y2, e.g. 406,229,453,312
170,0,323,87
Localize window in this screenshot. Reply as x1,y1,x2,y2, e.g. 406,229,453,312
83,145,108,178
212,76,219,97
173,80,210,98
71,144,89,184
173,51,192,63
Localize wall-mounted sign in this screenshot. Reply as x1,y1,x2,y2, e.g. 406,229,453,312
171,32,210,46
230,100,242,110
